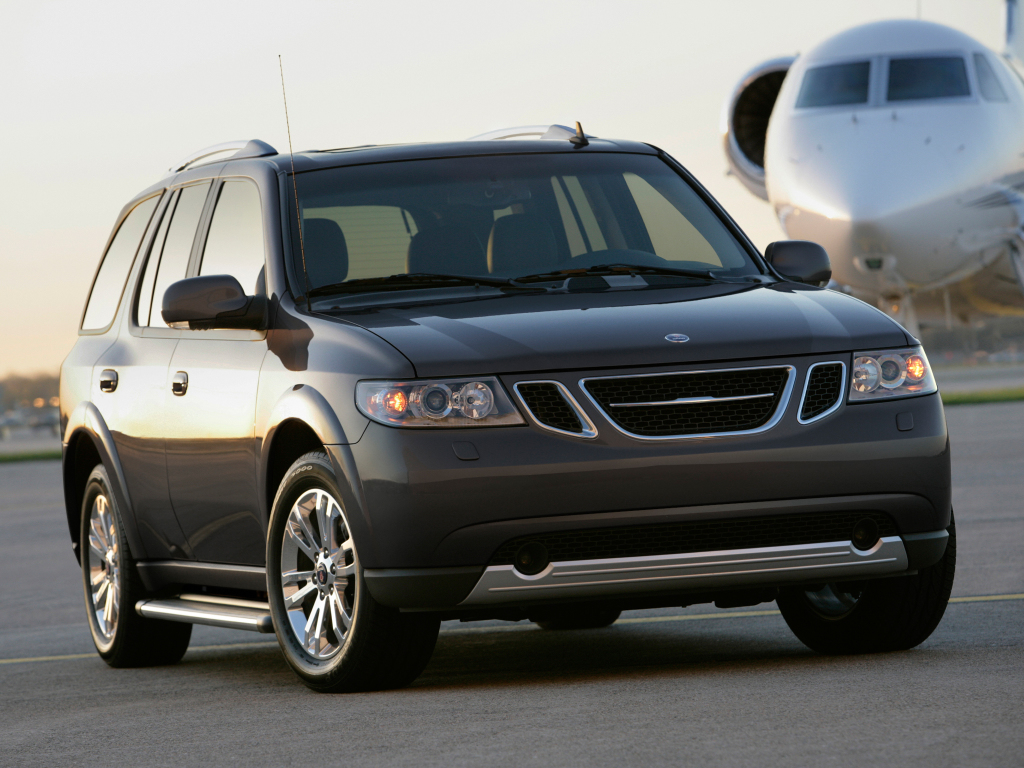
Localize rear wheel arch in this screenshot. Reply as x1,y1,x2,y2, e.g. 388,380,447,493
63,429,103,563
61,401,146,563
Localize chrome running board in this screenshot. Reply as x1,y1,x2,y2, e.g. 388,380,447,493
459,537,909,606
135,593,274,633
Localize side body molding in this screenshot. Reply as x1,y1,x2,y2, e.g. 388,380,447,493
62,401,147,563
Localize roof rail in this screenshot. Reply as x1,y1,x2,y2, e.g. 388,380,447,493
467,124,595,141
168,139,278,174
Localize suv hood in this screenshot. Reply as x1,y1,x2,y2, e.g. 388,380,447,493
325,283,911,377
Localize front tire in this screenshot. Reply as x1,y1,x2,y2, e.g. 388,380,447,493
266,452,440,693
81,464,192,667
777,512,956,654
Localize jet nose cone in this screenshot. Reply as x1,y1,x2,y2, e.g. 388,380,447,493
767,107,997,288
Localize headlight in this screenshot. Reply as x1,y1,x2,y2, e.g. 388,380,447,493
849,347,937,402
356,377,525,427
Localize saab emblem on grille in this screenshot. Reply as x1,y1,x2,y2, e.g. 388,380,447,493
665,334,690,343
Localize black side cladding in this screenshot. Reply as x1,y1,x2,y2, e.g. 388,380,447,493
489,510,899,565
801,363,844,421
517,383,583,434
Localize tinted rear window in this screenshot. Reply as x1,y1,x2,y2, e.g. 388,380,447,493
796,62,871,108
887,56,970,101
82,196,159,330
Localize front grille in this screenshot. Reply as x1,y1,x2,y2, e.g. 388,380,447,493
490,510,899,565
584,367,790,437
516,382,583,434
800,363,844,421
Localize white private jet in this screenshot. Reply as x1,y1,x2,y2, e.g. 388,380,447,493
723,1,1024,333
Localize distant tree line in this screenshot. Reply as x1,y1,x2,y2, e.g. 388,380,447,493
0,373,60,412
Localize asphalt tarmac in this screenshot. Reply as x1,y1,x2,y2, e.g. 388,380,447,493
1,402,1021,767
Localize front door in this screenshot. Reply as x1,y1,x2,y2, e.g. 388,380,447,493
164,178,270,565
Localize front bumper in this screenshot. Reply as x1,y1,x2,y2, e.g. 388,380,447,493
335,355,951,610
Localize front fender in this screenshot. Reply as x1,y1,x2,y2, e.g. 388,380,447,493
258,385,375,561
261,384,357,450
62,401,147,563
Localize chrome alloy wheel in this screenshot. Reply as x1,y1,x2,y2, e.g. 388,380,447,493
280,489,357,660
803,583,862,619
87,494,120,641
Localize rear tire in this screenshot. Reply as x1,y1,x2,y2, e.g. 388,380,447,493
81,464,192,667
266,452,440,693
777,512,956,654
535,607,622,631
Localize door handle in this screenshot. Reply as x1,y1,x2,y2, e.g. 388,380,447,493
99,369,118,393
171,371,188,396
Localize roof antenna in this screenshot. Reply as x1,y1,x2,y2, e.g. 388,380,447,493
279,55,311,310
570,121,589,148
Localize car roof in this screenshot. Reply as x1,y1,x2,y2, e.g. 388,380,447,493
124,136,661,216
275,137,659,174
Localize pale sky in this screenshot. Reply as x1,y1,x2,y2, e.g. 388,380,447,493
0,0,1006,376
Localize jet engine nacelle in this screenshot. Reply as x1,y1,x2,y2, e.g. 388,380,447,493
721,56,796,201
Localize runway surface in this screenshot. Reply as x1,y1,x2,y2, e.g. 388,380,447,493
0,402,1021,767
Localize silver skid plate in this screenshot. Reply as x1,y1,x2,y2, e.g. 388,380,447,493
459,537,908,606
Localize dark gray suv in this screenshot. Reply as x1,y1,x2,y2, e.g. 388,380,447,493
61,126,954,692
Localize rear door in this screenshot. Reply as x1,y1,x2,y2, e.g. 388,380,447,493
91,183,211,559
164,178,270,565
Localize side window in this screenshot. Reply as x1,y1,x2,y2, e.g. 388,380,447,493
148,182,210,327
82,196,160,330
974,53,1009,102
796,61,871,108
199,180,266,293
551,179,587,257
300,205,417,280
623,173,722,267
559,176,608,252
887,56,970,101
135,190,177,326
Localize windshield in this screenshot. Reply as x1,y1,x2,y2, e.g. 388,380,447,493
796,61,871,108
286,153,759,295
887,56,970,101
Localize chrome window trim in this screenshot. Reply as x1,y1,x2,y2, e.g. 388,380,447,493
578,364,795,441
513,380,599,439
797,361,847,425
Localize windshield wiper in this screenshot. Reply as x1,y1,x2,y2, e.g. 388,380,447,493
309,272,528,297
513,264,720,283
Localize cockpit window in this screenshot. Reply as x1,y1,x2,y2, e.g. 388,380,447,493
887,56,970,101
796,61,870,108
974,53,1009,102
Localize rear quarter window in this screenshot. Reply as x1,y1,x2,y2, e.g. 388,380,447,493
82,195,160,331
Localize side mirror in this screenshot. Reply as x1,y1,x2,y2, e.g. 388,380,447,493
161,275,267,331
764,240,832,287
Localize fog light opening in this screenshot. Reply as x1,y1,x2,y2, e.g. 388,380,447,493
851,518,880,551
513,542,550,575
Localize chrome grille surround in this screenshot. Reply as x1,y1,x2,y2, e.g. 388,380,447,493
579,365,795,441
513,380,598,439
798,361,847,425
